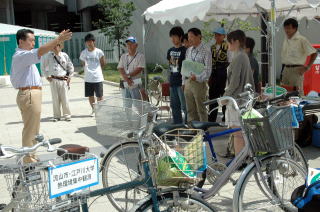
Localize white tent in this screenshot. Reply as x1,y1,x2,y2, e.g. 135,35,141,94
0,23,57,36
143,0,320,95
144,0,320,24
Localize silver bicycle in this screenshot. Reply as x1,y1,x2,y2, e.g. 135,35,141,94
199,88,307,212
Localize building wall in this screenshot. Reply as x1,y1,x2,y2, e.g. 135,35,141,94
0,0,15,25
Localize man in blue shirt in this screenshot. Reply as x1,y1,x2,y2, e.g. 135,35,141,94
10,29,72,163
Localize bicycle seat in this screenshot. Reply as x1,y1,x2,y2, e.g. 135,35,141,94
190,121,222,131
57,144,89,160
153,122,187,137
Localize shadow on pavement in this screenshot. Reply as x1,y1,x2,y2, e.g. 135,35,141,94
301,145,320,161
71,115,94,119
75,126,120,151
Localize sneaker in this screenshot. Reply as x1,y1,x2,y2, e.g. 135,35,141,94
65,117,71,122
51,118,60,122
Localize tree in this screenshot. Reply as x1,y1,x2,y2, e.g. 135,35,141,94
201,18,260,43
95,0,136,59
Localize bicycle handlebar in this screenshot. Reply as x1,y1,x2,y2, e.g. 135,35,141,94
0,137,62,159
204,96,240,111
255,91,299,108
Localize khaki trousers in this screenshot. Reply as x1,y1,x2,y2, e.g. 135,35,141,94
50,79,71,119
16,89,42,162
282,67,304,95
184,79,208,122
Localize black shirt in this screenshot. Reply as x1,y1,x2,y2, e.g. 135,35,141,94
167,46,186,87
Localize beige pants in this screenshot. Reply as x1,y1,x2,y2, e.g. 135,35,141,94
16,89,42,163
184,79,208,122
282,66,304,95
50,79,71,119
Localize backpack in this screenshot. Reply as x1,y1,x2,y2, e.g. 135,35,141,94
291,181,320,212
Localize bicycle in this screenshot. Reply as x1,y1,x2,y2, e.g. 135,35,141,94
94,96,215,212
100,88,307,211
0,136,88,212
202,88,306,211
0,136,214,211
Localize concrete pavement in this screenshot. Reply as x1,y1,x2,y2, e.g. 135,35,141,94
0,76,320,211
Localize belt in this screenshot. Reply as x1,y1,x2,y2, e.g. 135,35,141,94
284,64,302,68
19,86,42,91
51,75,68,80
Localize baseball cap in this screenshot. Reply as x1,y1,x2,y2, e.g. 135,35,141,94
125,36,137,43
213,27,227,35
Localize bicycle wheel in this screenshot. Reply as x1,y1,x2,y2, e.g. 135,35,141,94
133,191,215,211
288,144,308,171
234,156,306,212
101,142,148,212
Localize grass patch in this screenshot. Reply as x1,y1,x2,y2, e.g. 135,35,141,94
79,63,167,83
102,63,167,83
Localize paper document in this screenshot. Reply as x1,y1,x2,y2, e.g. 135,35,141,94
181,59,205,77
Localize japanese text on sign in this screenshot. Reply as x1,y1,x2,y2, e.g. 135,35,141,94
48,157,99,198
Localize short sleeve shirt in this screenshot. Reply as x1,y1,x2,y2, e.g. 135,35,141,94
117,52,145,79
167,46,186,86
80,48,104,83
10,48,42,89
281,31,316,65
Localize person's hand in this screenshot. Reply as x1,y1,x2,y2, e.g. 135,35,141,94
58,29,72,42
127,78,134,86
190,74,196,81
67,77,71,85
47,77,52,82
298,65,310,75
182,85,185,91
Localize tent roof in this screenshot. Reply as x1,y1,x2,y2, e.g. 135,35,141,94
0,23,57,36
143,0,320,24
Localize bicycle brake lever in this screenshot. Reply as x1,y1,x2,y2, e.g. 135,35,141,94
47,143,56,152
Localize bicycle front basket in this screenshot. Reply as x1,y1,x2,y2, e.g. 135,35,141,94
95,97,158,138
243,106,294,155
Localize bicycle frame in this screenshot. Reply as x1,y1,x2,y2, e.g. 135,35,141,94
81,134,161,212
204,127,241,166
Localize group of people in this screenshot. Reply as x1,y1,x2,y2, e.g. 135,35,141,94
10,17,317,162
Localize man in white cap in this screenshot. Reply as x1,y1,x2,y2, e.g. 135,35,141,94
208,26,229,122
117,36,145,101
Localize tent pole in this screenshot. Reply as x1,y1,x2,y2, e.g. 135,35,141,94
143,17,147,91
270,0,277,97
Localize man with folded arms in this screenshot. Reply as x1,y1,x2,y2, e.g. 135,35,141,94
281,18,317,95
10,29,72,163
118,36,145,102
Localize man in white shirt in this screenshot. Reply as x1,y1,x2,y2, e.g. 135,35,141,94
41,42,74,122
281,18,317,95
117,37,145,102
80,33,106,116
10,28,72,163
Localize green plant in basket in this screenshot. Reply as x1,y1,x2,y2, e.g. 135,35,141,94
156,133,205,186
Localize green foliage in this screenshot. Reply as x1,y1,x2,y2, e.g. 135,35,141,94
95,0,136,59
202,18,261,43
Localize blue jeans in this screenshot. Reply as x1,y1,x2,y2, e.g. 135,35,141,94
170,86,187,124
121,86,141,108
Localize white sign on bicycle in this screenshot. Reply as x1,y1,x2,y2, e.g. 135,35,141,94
48,157,99,199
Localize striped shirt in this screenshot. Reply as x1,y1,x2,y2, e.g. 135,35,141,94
185,42,212,83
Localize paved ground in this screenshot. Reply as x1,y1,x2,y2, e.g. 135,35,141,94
0,76,320,211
